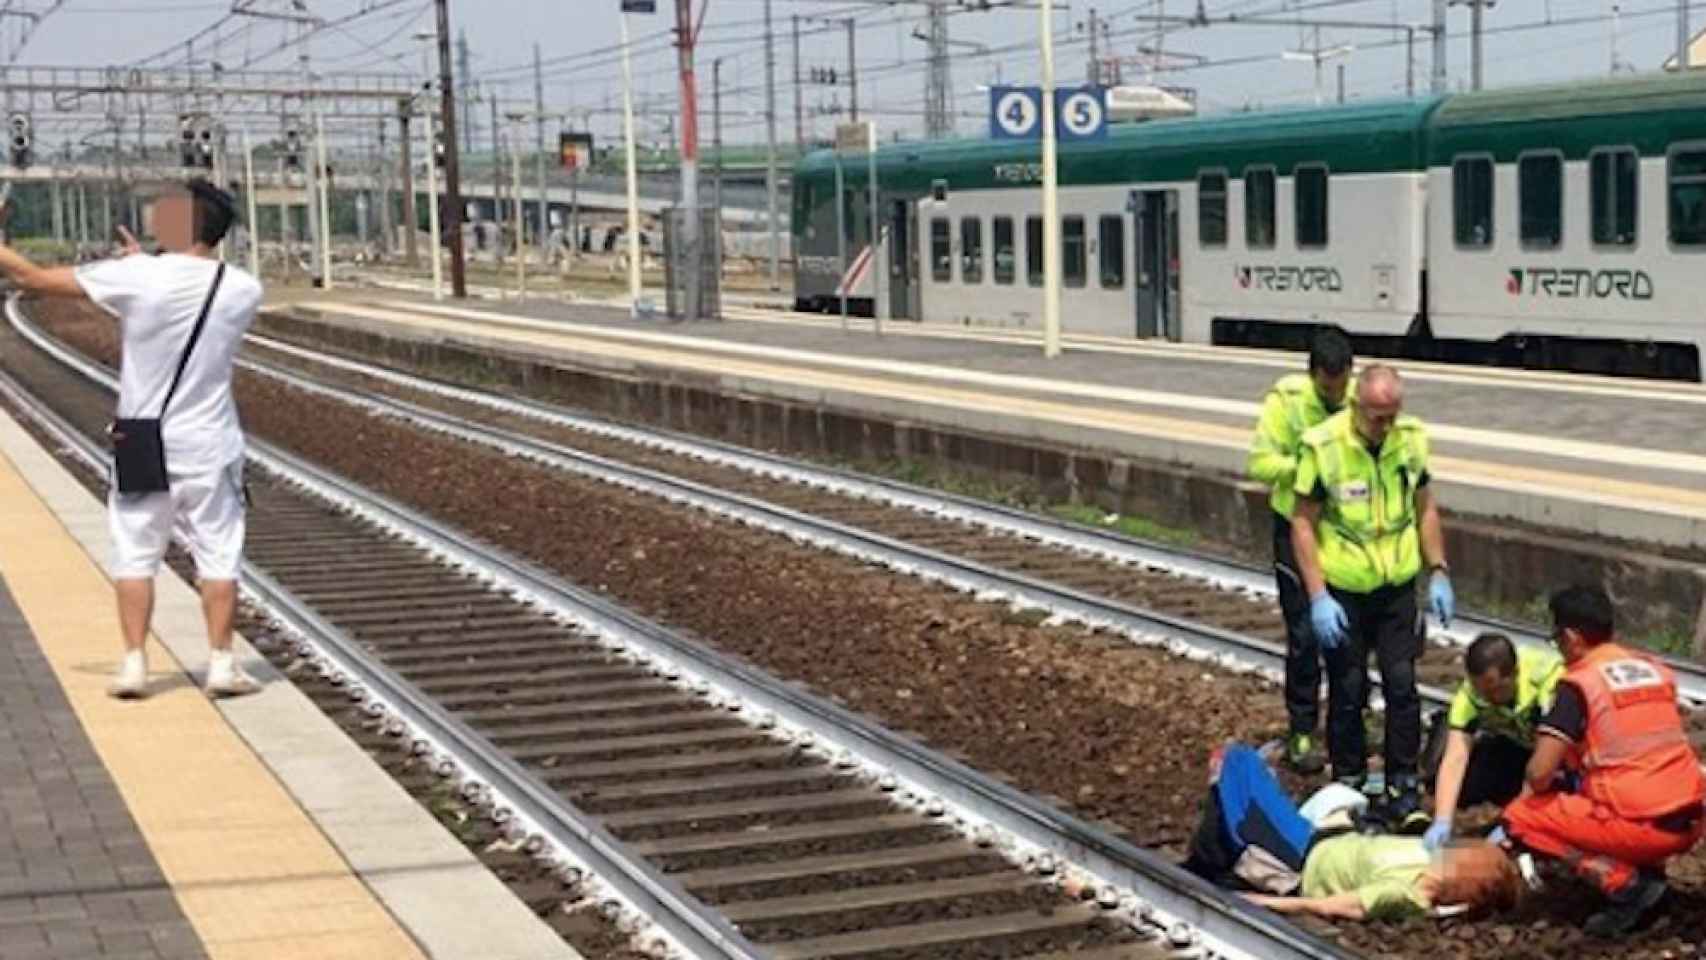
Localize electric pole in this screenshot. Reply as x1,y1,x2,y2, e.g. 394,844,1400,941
534,43,547,251
924,1,952,138
490,92,501,264
1086,7,1100,86
399,101,418,268
458,30,474,154
1681,0,1693,71
846,18,859,123
713,57,724,238
766,0,781,290
436,0,468,298
675,0,703,321
1433,0,1447,92
792,14,804,151
1449,0,1493,91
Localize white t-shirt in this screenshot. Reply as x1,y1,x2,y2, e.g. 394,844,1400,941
75,253,264,475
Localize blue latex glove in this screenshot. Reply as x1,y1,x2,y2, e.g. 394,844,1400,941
1429,571,1455,627
1310,592,1349,650
1422,818,1453,853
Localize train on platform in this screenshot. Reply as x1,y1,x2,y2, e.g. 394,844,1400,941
791,72,1706,381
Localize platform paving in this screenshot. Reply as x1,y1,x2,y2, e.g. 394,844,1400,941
0,577,207,960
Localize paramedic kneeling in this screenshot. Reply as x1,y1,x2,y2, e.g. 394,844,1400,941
0,179,264,699
1502,584,1706,938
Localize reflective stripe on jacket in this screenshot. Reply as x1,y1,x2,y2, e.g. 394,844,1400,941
1293,409,1429,593
1567,643,1706,820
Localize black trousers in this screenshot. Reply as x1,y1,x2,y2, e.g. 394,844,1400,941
1322,579,1423,782
1272,512,1320,737
1421,712,1531,809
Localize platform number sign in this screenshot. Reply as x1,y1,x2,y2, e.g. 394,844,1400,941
991,87,1041,140
1057,88,1107,141
988,86,1107,141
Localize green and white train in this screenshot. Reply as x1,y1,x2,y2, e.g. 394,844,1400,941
792,72,1706,380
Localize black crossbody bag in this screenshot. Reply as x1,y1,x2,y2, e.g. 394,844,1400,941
111,263,226,494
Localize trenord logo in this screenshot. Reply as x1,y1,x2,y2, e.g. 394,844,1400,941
1507,267,1654,300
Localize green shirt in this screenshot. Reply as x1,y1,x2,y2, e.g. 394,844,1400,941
1301,834,1431,921
1246,373,1352,518
1445,645,1565,746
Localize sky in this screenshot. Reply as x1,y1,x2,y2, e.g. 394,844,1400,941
8,0,1697,150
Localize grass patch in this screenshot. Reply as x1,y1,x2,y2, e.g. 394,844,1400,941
1048,503,1200,548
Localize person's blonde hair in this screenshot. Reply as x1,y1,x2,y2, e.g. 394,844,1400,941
1436,843,1524,916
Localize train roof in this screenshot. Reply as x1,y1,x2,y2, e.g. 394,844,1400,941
795,71,1706,192
1426,70,1706,163
796,97,1444,192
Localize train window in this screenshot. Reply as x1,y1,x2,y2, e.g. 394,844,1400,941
1245,167,1276,250
1453,156,1494,249
1591,149,1638,247
994,216,1016,285
1295,165,1329,248
1669,148,1706,247
930,217,952,282
1063,216,1087,288
1519,153,1563,249
1099,215,1125,289
1026,216,1044,286
1198,171,1227,247
961,217,984,284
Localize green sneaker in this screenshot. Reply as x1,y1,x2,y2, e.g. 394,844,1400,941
1285,733,1326,775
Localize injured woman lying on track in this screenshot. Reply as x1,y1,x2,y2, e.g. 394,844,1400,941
1183,744,1524,921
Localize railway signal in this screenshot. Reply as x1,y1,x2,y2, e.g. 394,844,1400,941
7,113,30,169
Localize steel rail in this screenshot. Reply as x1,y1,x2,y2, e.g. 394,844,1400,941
0,326,765,960
240,329,1706,708
7,295,1357,960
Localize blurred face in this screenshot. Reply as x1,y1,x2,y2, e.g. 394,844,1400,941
1438,844,1519,912
1472,666,1517,707
153,192,194,252
1311,368,1351,411
1354,385,1401,446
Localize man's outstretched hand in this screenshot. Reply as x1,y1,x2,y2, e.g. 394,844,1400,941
115,225,142,257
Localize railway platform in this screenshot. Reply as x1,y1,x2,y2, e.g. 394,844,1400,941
0,407,579,959
284,289,1706,549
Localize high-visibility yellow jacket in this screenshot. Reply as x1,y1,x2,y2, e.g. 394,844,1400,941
1293,409,1431,593
1247,373,1352,519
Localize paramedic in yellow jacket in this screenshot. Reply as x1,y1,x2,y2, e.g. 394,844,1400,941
1247,330,1354,775
1291,364,1453,833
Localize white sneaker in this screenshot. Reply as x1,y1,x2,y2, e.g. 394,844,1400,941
205,654,261,698
108,651,148,700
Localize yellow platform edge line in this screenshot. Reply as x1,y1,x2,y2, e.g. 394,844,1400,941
0,433,425,960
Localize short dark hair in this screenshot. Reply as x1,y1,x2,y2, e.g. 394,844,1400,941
1549,584,1615,645
1465,632,1517,677
187,178,237,247
1308,328,1353,376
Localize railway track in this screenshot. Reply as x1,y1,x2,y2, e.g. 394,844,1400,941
230,326,1706,709
1,300,1350,959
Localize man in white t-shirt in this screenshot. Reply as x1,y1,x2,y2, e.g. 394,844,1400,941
0,179,264,698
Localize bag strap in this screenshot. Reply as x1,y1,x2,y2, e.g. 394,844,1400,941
157,262,226,419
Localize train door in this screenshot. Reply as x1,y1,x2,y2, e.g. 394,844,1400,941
1131,189,1181,341
888,200,916,320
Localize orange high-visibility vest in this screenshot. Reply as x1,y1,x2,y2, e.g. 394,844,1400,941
1566,643,1706,820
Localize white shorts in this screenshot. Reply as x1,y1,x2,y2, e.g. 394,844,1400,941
109,461,246,581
